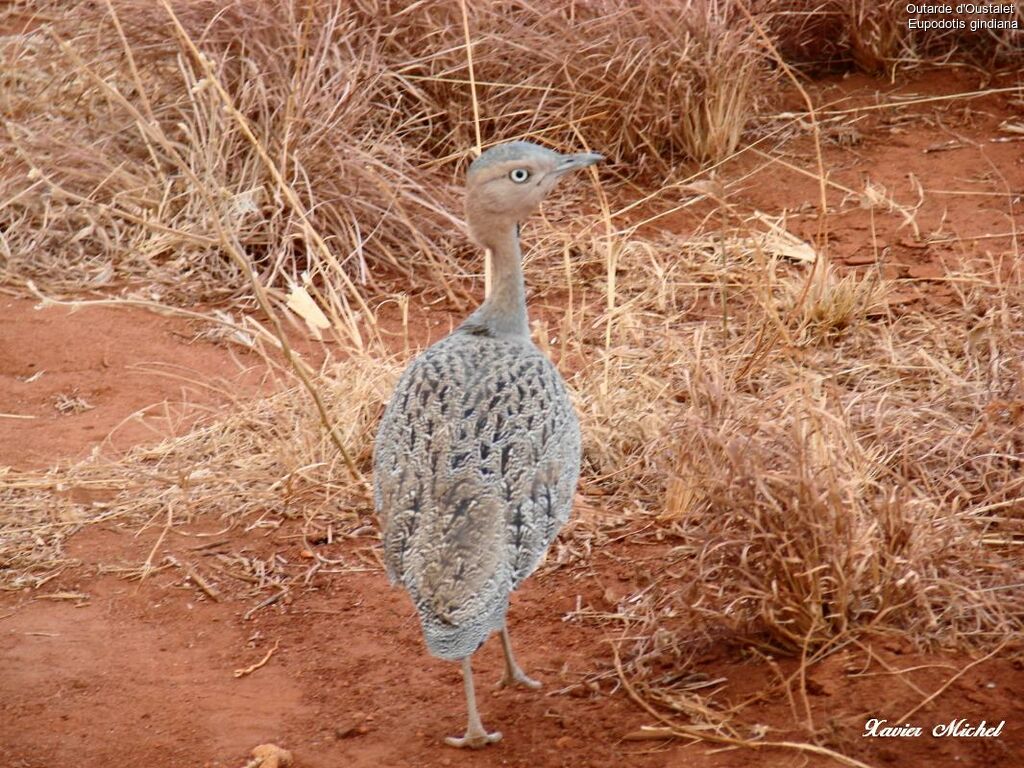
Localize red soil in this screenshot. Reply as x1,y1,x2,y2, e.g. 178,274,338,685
665,68,1023,310
0,294,266,469
2,70,1023,768
2,519,1022,768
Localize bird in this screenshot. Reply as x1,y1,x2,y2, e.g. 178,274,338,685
373,140,602,748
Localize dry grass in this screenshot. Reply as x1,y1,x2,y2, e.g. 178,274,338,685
380,0,771,166
768,0,1024,73
1,1,461,305
2,1,1018,301
848,0,1024,73
0,350,397,590
0,0,775,307
553,230,1023,752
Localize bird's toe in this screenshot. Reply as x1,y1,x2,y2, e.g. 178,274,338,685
497,669,542,690
445,729,503,749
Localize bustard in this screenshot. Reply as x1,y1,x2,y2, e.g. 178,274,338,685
373,140,602,748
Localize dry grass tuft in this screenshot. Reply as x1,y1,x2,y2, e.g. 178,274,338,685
3,0,1016,304
558,236,1023,754
769,0,1024,73
1,1,461,304
649,253,1024,654
386,0,771,166
0,0,777,305
844,0,907,73
0,351,397,590
787,264,888,342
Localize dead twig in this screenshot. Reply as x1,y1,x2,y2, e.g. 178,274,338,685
897,641,1011,723
243,589,289,621
612,644,879,768
167,556,222,602
234,640,281,679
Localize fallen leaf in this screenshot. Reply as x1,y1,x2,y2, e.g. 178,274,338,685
286,284,330,338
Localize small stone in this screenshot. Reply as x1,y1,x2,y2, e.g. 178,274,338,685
335,712,368,739
250,744,292,768
907,263,944,279
843,253,877,266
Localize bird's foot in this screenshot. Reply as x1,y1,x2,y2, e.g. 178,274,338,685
497,666,542,690
444,727,503,749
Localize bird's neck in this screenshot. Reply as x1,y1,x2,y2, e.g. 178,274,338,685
468,224,529,338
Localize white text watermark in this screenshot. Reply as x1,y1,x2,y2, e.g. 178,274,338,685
864,718,1005,738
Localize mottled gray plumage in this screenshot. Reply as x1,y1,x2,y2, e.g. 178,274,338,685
374,329,580,659
468,140,558,174
373,140,601,748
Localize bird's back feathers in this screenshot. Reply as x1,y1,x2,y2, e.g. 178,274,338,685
373,329,580,659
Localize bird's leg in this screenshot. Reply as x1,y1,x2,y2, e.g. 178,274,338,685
445,656,503,749
497,626,542,690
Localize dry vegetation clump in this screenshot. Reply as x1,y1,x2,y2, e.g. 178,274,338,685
0,351,397,590
372,0,771,167
0,1,461,302
785,264,888,342
767,0,1024,73
0,468,102,589
850,0,1024,72
4,0,1015,306
548,240,1024,751
1,0,775,305
638,255,1024,658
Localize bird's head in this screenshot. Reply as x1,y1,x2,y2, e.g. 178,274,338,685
465,140,603,249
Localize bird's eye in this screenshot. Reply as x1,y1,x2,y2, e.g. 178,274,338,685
509,168,530,184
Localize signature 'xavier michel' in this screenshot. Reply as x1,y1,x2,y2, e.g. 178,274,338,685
373,141,602,748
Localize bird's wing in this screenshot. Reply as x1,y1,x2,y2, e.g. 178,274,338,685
374,346,514,623
503,359,581,583
373,335,580,599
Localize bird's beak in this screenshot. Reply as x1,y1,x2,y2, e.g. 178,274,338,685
554,152,604,175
